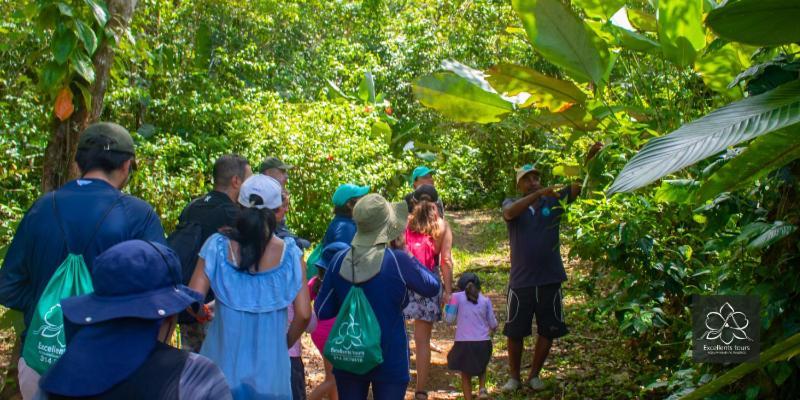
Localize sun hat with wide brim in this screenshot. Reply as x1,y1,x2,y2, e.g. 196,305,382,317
314,241,351,270
39,240,202,397
351,193,410,247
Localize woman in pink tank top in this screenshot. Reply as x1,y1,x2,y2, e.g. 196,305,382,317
403,185,453,400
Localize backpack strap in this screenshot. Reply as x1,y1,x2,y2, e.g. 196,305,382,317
52,192,125,255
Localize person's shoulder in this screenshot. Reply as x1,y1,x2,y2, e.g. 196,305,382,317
182,352,232,399
120,194,158,214
502,197,519,207
185,351,221,372
387,248,412,263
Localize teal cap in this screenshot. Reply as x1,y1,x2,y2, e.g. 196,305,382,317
332,184,370,206
409,166,436,187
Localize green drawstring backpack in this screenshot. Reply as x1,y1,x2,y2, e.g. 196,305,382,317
22,193,121,374
324,248,383,375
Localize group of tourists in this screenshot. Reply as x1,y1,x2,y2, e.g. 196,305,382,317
0,121,602,399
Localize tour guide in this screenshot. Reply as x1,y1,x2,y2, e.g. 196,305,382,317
501,143,602,392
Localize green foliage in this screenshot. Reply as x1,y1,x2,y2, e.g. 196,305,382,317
706,0,800,46
412,72,514,123
512,0,610,83
657,0,706,67
486,63,586,111
609,79,800,194
696,127,800,201
411,0,800,396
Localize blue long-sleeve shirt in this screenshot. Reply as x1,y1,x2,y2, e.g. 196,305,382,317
0,179,166,330
315,248,440,383
321,215,356,247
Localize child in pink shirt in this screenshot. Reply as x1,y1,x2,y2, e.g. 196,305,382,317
446,273,498,400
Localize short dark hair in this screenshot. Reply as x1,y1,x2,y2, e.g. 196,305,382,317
75,146,133,175
213,154,249,189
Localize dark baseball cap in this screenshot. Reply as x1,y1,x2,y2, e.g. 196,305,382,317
412,184,439,203
78,122,135,155
259,157,293,172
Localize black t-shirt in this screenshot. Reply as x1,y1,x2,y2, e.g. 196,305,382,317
176,191,239,239
503,188,574,289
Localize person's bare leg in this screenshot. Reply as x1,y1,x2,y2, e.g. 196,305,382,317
478,373,486,393
460,372,473,400
309,358,338,400
507,336,524,381
414,320,433,394
527,335,552,380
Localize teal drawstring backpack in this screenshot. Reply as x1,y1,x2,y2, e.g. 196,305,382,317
324,248,383,375
22,193,121,374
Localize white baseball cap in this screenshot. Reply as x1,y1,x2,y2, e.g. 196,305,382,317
238,174,283,209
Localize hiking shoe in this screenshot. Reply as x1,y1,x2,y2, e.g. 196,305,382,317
501,378,520,392
529,377,545,390
478,388,490,399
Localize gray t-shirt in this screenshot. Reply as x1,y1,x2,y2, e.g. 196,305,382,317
503,188,573,289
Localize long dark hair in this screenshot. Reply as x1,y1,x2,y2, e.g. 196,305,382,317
222,194,277,273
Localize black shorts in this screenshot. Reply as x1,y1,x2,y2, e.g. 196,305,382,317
503,283,568,340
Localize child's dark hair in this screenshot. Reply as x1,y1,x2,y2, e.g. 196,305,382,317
222,194,277,273
457,272,481,304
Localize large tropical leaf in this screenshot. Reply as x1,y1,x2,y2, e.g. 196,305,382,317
706,0,800,46
485,63,586,111
694,43,753,98
614,26,661,53
573,0,626,20
747,221,797,250
512,0,610,83
658,0,706,66
529,105,597,131
413,72,514,124
654,179,699,204
608,79,800,194
627,7,657,32
696,127,800,201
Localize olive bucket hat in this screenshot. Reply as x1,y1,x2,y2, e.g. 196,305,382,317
341,194,409,283
350,193,409,247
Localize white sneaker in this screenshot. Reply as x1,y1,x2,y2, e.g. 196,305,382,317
529,377,545,390
501,378,520,392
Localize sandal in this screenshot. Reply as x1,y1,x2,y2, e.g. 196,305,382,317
415,391,428,399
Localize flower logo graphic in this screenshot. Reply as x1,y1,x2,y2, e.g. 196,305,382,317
33,304,65,347
700,302,752,345
333,313,364,350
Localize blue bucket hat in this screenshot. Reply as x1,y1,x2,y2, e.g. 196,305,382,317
314,242,351,270
39,240,202,397
409,165,436,187
332,183,370,207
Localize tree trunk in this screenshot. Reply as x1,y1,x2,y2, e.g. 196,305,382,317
41,0,139,192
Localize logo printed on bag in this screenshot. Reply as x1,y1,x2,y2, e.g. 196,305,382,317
33,304,66,347
333,313,364,350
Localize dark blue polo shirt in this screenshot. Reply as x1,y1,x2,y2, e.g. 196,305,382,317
503,188,574,289
0,179,166,329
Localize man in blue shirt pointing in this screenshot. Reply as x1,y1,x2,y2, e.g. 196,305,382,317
0,122,167,399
